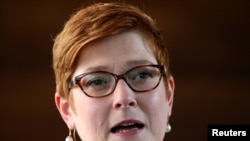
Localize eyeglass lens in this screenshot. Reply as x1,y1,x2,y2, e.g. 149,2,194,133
79,65,163,97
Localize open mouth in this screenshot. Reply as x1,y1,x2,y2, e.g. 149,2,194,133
111,120,144,133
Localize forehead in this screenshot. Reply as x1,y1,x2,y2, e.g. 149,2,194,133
73,30,157,75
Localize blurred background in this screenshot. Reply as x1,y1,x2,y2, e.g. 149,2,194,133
0,0,249,140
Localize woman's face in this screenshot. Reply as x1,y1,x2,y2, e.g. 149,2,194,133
56,30,174,141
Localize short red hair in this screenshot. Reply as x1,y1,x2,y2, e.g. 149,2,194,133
53,2,170,98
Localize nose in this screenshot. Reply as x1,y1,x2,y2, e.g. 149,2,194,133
112,79,137,109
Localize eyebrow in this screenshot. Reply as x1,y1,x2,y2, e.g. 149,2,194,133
124,59,156,66
84,59,156,73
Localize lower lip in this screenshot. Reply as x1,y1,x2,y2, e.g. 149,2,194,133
113,127,143,137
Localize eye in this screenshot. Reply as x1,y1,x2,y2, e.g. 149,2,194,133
86,78,108,87
132,71,153,80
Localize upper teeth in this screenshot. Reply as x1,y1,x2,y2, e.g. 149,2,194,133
121,123,135,126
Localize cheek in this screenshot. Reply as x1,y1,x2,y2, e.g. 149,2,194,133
142,82,168,112
75,98,110,123
71,92,111,139
139,82,169,132
72,89,109,117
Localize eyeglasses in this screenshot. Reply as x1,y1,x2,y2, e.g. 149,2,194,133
69,65,166,98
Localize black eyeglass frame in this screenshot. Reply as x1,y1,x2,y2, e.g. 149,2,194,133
68,64,166,98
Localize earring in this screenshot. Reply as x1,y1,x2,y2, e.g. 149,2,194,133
65,129,75,141
165,123,171,133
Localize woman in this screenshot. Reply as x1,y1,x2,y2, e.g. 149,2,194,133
53,2,175,141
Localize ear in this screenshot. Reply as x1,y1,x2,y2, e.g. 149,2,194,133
167,76,175,116
55,92,75,129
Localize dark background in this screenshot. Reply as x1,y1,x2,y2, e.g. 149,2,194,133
1,0,249,140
